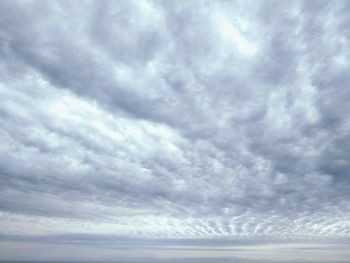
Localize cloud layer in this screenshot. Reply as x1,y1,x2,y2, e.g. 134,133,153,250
0,0,350,261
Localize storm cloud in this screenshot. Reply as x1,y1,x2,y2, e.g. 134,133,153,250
0,0,350,262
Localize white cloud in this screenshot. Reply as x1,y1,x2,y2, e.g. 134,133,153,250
0,0,350,261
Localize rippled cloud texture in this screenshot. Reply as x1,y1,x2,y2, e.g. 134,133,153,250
0,0,350,262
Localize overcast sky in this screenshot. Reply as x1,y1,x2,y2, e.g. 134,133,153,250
0,0,350,262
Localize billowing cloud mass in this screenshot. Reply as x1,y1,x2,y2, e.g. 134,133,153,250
0,0,350,262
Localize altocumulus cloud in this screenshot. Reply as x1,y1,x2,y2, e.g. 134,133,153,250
0,0,350,262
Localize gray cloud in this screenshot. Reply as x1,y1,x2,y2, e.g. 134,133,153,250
0,0,350,261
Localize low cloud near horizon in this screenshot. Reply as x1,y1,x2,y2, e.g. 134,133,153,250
0,0,350,262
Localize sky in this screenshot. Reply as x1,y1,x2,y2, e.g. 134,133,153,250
0,0,350,262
